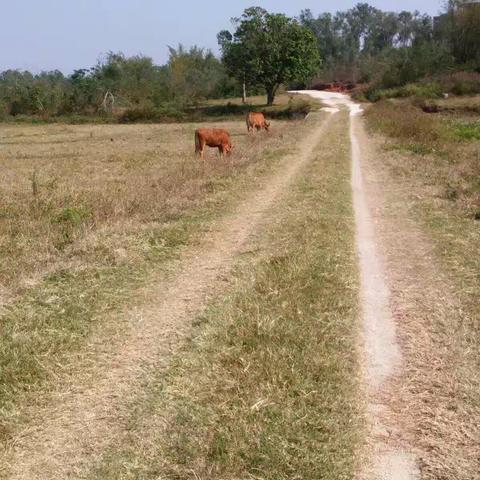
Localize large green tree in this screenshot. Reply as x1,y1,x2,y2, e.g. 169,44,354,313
218,7,320,105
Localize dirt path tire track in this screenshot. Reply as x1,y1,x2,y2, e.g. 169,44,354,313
356,122,480,480
301,91,419,480
4,113,332,480
351,115,418,480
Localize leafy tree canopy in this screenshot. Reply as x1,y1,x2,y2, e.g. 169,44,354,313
218,7,321,105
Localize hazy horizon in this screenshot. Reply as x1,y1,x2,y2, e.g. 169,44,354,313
1,0,444,74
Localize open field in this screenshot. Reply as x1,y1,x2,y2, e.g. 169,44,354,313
0,102,367,480
1,1,479,477
0,113,315,448
1,90,479,479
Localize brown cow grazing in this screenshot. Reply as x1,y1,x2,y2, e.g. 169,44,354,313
195,128,233,160
246,112,270,133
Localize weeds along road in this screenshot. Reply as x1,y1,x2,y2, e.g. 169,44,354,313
3,109,339,479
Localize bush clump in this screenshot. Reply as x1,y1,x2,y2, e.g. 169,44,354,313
363,71,480,102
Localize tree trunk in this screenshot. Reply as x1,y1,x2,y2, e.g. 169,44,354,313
266,87,276,106
242,77,247,104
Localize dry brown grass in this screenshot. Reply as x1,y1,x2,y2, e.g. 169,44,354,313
365,101,480,218
0,116,312,441
0,121,301,298
364,104,480,480
364,101,444,151
427,94,480,115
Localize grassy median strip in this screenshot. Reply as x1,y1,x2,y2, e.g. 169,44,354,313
90,112,362,480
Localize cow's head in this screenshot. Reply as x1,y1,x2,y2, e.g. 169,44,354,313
265,121,271,131
225,142,234,155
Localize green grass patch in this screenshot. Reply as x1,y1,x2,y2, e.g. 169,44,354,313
454,121,480,141
88,113,362,480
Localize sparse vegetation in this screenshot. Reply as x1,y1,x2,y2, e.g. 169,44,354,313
364,101,444,150
364,96,480,221
366,96,480,149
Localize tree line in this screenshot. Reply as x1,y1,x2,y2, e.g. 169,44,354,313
298,1,480,90
0,2,478,119
0,46,240,119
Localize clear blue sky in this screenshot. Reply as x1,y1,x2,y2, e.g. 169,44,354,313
1,0,444,74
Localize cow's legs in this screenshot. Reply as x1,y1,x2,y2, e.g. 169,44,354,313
199,141,206,161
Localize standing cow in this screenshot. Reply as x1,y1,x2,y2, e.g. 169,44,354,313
246,112,270,133
195,128,233,160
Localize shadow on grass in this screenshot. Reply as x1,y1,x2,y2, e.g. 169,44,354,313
191,100,311,120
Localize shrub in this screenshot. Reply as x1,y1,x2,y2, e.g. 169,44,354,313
54,205,92,226
53,205,93,248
